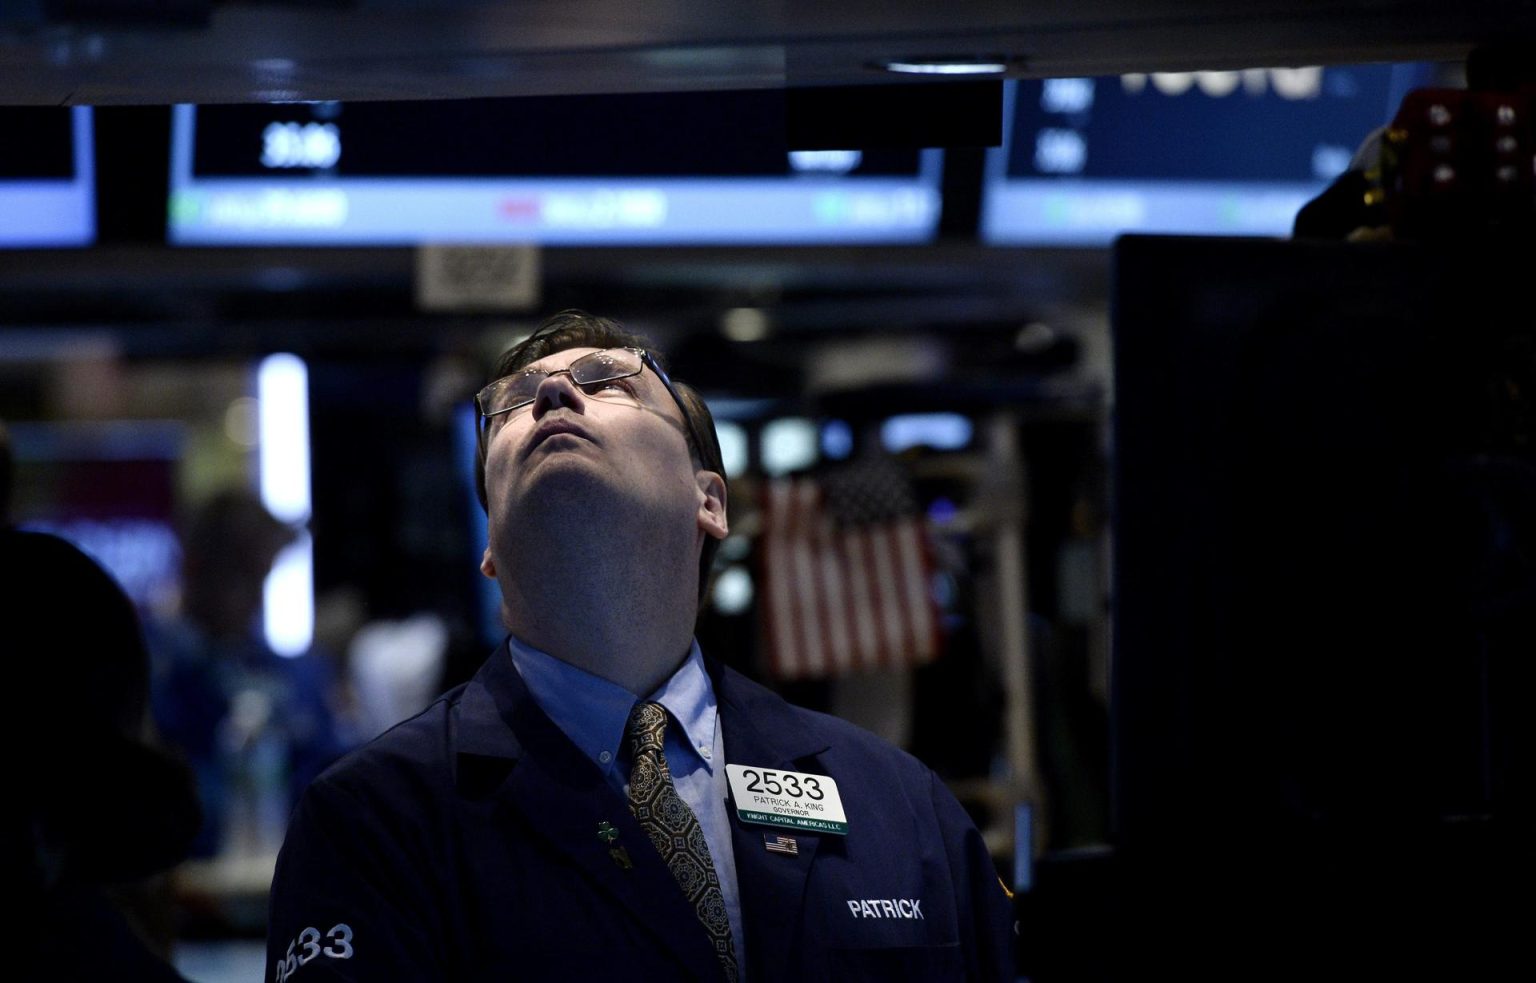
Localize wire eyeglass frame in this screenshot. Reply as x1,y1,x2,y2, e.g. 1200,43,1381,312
474,346,706,468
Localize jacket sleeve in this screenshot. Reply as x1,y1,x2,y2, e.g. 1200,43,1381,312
266,776,444,982
931,770,1017,982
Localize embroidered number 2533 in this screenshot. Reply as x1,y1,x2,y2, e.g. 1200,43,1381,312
275,923,354,982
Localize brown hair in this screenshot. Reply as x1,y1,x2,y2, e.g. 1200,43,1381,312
475,310,726,606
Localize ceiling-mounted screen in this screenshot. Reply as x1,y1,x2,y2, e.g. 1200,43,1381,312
0,107,95,247
167,93,943,246
981,63,1437,245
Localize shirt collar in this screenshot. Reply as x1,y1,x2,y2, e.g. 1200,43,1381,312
645,641,717,771
506,636,717,780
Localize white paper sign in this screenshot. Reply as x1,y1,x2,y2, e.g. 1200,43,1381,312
414,244,540,312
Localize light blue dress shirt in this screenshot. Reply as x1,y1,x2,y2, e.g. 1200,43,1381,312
508,636,746,971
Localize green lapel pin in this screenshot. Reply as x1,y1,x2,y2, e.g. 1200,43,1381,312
597,820,632,869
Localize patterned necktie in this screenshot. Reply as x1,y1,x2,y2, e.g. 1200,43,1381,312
625,701,739,983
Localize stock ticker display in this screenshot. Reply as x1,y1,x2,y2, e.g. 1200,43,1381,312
168,93,943,245
0,107,95,247
982,63,1438,244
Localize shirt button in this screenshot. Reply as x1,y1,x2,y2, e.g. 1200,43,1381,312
699,745,712,759
599,750,612,764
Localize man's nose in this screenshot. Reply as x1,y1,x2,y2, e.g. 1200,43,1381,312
531,370,586,418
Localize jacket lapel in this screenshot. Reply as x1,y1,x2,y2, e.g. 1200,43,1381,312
456,645,726,982
715,665,834,980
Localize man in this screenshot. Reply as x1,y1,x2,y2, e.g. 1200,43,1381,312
266,310,1014,981
6,529,202,982
150,489,351,859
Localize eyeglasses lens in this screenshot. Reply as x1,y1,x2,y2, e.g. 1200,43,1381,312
571,349,640,387
481,348,643,417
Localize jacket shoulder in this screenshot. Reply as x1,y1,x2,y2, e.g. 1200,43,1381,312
304,681,470,804
717,665,933,783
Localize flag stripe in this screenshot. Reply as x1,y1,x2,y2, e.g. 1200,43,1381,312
789,480,824,678
816,507,853,675
840,529,880,673
895,521,937,665
808,484,844,678
760,472,940,680
870,526,907,669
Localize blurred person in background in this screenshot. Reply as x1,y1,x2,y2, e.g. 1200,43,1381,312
4,528,202,981
148,488,352,859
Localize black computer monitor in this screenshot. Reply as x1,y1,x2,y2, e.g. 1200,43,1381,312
1111,234,1532,973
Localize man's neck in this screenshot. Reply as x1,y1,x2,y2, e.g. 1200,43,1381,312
499,541,699,697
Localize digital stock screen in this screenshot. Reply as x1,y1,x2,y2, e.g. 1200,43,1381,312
981,63,1437,244
168,93,943,245
0,107,95,247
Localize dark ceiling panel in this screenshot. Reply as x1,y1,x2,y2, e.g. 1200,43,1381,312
0,1,1526,105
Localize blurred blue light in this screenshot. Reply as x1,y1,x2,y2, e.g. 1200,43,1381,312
881,413,973,453
761,418,818,476
927,496,959,525
820,419,853,460
715,420,748,478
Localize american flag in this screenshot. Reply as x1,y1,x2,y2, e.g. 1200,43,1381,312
758,455,941,679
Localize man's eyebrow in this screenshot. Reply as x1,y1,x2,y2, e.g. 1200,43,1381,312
517,358,559,374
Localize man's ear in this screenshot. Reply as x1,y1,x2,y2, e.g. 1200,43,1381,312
480,547,498,580
695,470,729,541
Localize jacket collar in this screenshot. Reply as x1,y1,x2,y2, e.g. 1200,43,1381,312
454,639,530,762
711,658,832,766
710,659,835,980
452,642,839,981
453,641,728,979
456,640,834,766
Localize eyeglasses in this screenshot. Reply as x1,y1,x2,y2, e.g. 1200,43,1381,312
475,346,707,465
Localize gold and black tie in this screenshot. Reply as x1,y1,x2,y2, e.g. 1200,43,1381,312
625,701,739,983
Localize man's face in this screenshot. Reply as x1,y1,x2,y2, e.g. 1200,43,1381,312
479,346,725,579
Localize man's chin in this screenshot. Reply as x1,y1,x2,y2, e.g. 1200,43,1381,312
509,459,616,515
521,447,608,483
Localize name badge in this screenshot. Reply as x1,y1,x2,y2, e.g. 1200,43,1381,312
725,765,847,835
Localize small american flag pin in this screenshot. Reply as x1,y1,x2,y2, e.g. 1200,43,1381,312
763,833,800,856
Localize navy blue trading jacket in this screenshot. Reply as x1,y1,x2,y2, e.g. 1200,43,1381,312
266,642,1014,982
